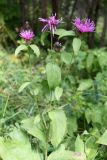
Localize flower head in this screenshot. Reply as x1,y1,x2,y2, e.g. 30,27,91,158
54,41,62,52
39,14,62,35
20,30,35,41
73,18,95,33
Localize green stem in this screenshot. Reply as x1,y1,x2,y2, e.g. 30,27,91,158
28,53,31,68
45,146,48,160
51,33,53,50
3,95,9,117
72,51,79,85
84,113,86,130
72,51,76,64
28,52,32,76
20,56,24,66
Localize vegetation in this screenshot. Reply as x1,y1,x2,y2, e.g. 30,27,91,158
0,1,107,160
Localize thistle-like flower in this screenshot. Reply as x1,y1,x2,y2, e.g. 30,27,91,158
73,18,95,33
39,14,62,35
20,30,35,41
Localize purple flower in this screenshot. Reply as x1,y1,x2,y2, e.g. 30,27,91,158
20,30,35,41
73,18,95,33
39,14,62,35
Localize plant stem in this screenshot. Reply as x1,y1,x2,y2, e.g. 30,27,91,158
28,53,31,68
51,33,53,50
3,95,9,117
45,146,48,160
28,52,32,76
72,51,79,85
72,51,76,64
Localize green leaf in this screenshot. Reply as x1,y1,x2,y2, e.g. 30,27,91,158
97,52,107,68
41,32,49,46
48,109,67,148
97,130,107,145
61,52,72,65
67,116,77,135
55,29,75,39
72,38,81,55
21,116,46,144
85,136,98,160
46,63,61,89
78,79,93,91
9,128,29,143
75,135,84,153
91,107,102,124
30,44,40,57
85,107,103,125
85,108,92,124
86,53,94,70
18,82,31,93
47,148,86,160
33,88,40,96
15,44,28,56
55,87,63,100
0,129,42,160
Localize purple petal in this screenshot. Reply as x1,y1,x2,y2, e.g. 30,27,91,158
73,17,95,33
42,24,49,32
39,18,48,23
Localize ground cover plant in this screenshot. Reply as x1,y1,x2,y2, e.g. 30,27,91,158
1,12,107,160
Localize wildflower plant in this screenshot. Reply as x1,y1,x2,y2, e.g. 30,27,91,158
15,28,40,63
39,13,62,49
20,29,35,41
39,13,62,36
12,16,107,160
73,18,95,33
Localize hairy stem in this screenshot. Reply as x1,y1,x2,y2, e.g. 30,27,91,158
51,33,53,50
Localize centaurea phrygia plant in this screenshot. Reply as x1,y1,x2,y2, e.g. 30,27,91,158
20,30,35,41
39,14,62,49
39,13,62,35
73,18,95,33
19,29,35,68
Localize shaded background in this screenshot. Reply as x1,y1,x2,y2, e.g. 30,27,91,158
0,0,107,48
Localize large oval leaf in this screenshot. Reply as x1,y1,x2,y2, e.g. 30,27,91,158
61,52,72,65
0,129,43,160
75,135,84,152
85,136,98,160
15,44,28,56
55,86,63,100
78,79,93,91
97,130,107,145
48,149,86,160
30,44,40,57
21,116,46,144
48,109,67,148
55,29,75,39
72,38,81,55
46,63,61,89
